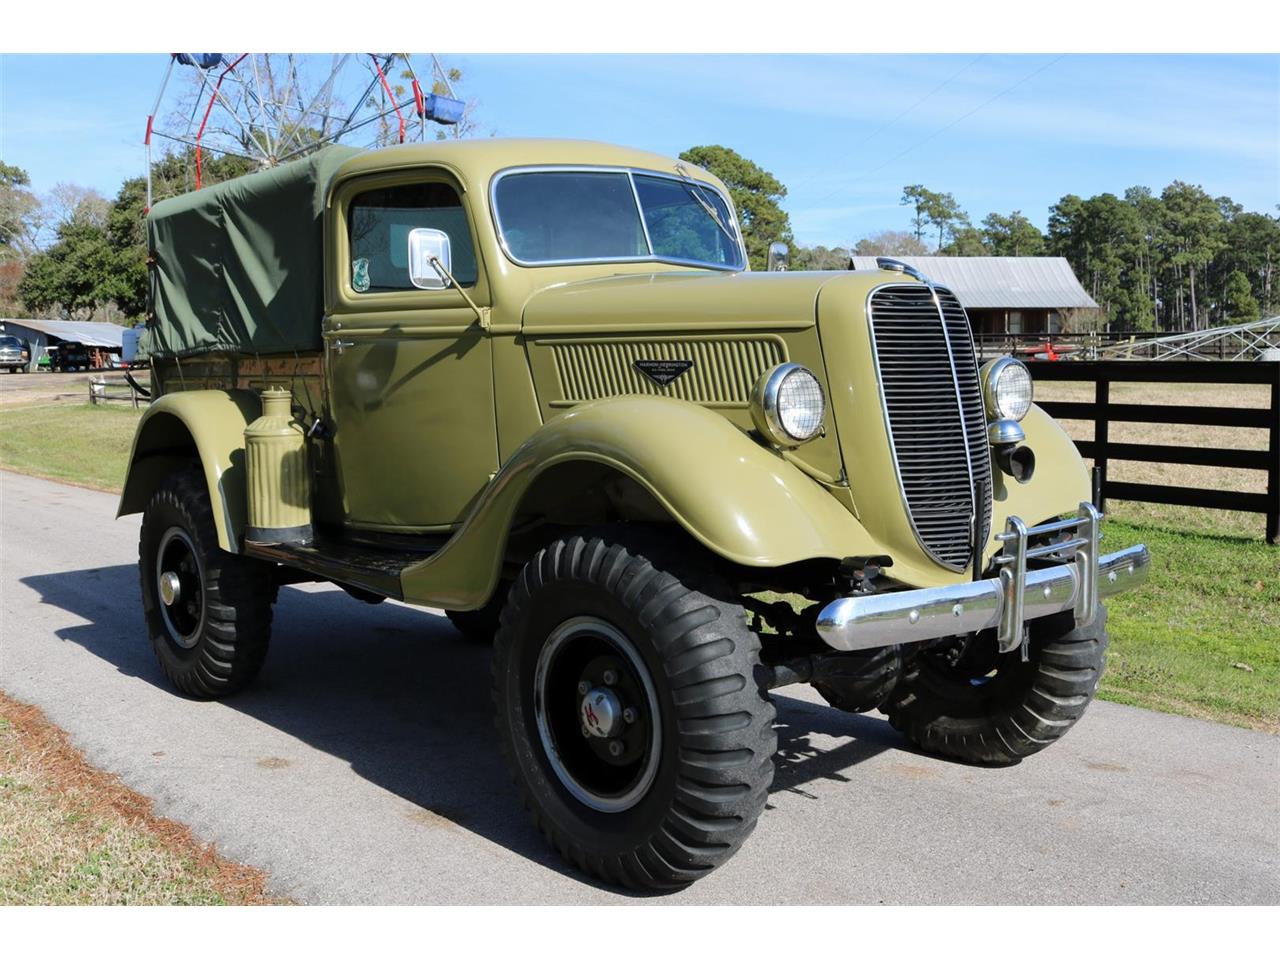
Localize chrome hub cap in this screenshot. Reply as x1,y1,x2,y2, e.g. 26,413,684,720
580,686,623,739
156,528,205,650
533,616,661,813
159,571,182,607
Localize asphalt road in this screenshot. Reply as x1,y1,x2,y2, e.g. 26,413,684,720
2,469,1277,904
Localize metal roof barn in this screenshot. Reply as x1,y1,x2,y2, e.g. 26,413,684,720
0,318,127,349
849,257,1099,311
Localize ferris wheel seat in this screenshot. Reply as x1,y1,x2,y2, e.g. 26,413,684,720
424,94,465,125
174,53,224,69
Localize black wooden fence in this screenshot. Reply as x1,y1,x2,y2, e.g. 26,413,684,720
1028,360,1280,544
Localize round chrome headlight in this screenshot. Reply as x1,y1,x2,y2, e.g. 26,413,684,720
981,357,1033,422
751,363,826,446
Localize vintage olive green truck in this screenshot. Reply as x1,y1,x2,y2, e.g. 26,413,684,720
120,139,1149,890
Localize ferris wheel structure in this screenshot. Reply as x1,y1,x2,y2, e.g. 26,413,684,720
142,53,465,207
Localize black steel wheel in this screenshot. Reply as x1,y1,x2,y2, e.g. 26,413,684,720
139,466,277,699
493,533,776,891
885,607,1108,765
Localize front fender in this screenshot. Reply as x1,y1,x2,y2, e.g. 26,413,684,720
400,396,879,609
117,389,260,553
987,402,1091,556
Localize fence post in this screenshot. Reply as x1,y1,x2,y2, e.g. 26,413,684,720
1094,375,1109,512
1268,362,1279,545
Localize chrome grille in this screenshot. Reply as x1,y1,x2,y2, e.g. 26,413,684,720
869,284,992,570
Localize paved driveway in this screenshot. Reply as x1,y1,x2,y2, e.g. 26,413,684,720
2,470,1276,904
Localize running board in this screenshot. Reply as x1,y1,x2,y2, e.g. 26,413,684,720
245,535,436,601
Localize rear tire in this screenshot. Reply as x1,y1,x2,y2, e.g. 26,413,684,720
493,533,776,891
885,607,1107,765
139,466,277,699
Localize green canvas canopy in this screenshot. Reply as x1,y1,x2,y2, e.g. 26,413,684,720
142,146,361,359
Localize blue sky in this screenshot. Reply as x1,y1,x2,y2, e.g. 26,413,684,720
1,53,1276,246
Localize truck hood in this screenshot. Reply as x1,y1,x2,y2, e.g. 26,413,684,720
521,270,847,333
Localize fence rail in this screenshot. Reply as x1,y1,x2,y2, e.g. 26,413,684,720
88,375,149,409
1029,360,1280,544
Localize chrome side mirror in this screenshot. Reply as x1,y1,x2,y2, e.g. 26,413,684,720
767,241,789,272
407,228,453,290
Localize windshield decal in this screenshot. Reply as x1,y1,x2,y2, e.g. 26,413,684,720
351,257,371,293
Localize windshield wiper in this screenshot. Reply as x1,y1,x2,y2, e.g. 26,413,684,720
672,163,739,247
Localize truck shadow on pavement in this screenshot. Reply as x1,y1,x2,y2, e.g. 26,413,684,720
23,563,906,894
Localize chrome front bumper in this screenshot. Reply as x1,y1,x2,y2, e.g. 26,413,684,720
816,503,1150,653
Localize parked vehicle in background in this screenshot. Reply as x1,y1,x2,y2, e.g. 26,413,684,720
118,139,1151,891
0,335,31,373
50,341,91,372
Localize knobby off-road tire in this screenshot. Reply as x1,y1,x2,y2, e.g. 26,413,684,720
885,607,1108,765
811,645,902,715
493,533,776,891
139,466,277,699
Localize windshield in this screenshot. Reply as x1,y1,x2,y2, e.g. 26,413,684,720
0,336,23,349
493,169,745,270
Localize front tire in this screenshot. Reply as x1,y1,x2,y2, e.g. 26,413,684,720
885,607,1108,765
493,533,776,891
139,466,277,699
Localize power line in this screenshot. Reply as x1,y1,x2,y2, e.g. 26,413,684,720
788,55,985,195
810,54,1065,206
849,54,987,157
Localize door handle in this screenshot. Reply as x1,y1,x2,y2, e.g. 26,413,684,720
332,340,355,355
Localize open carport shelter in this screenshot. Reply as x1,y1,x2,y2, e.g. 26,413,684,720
0,318,126,371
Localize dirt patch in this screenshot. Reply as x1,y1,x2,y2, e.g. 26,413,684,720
0,690,282,905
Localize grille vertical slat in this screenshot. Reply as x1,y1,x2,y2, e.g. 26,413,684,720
869,285,992,570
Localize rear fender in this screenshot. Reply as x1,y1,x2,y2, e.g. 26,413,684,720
400,396,880,609
117,390,260,553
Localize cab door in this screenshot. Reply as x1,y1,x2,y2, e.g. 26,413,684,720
324,170,497,531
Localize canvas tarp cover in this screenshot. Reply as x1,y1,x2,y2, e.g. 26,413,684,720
142,146,361,358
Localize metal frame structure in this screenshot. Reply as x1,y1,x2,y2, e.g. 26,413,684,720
1094,316,1280,361
143,53,463,208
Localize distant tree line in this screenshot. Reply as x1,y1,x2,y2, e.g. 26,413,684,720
0,151,254,324
794,180,1279,332
4,134,1276,335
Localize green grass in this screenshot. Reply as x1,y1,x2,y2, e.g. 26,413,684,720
1,694,276,905
0,403,142,492
1097,511,1279,732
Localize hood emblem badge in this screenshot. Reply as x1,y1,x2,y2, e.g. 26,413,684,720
634,359,693,387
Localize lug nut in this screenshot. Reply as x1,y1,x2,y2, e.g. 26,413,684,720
582,725,592,738
577,680,590,695
622,707,637,724
607,740,624,757
602,669,618,686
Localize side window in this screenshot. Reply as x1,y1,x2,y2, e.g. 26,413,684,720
347,181,478,293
